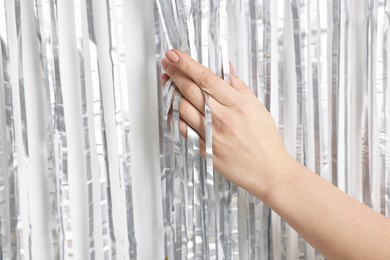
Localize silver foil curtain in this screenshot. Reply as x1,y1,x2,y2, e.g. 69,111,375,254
1,0,390,259
155,0,390,259
0,0,137,259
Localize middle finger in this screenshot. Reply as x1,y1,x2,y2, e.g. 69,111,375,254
161,69,221,115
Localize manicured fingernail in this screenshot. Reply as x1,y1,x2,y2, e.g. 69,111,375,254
166,49,179,63
161,58,168,70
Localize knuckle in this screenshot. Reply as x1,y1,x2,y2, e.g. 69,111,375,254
199,69,215,89
219,111,237,131
179,99,189,115
166,65,176,77
179,59,189,72
182,81,197,97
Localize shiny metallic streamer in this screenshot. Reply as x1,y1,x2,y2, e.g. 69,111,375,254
73,0,99,257
105,0,137,257
383,0,390,217
35,0,74,257
0,1,13,258
185,127,195,260
200,0,217,259
75,0,116,259
0,113,3,260
53,133,74,259
161,81,179,259
255,0,265,102
164,80,176,121
364,0,376,209
188,127,204,259
156,3,174,257
161,79,177,260
377,0,387,215
13,0,33,247
172,91,184,259
318,0,330,186
33,0,69,258
340,0,349,192
14,0,29,163
246,1,264,259
2,1,24,258
330,0,341,189
380,0,389,215
156,0,181,49
367,0,380,210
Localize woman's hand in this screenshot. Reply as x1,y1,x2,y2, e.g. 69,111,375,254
160,49,297,199
160,49,390,260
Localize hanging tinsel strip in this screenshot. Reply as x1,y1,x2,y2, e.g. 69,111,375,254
199,0,217,258
330,0,341,187
246,1,262,258
156,0,181,49
73,0,100,257
385,0,390,218
33,0,72,258
2,1,24,258
163,80,176,259
14,0,29,163
339,0,349,191
172,91,184,259
185,126,195,260
188,126,203,259
105,0,137,257
0,113,4,258
0,1,13,258
364,0,376,209
380,0,390,217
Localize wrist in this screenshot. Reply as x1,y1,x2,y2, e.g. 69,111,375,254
257,152,303,205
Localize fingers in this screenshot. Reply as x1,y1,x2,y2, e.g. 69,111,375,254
162,49,240,106
160,73,170,87
160,77,206,140
179,119,187,138
161,71,221,114
178,97,205,139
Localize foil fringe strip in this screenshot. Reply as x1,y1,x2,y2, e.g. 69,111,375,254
33,0,72,258
105,1,137,257
0,1,14,258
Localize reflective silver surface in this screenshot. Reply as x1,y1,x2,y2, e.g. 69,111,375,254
155,0,390,259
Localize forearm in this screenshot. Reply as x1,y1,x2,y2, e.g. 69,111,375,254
260,159,390,260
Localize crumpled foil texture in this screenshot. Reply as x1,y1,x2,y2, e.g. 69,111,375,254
155,0,390,259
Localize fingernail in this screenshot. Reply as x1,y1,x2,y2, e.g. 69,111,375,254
166,49,179,63
161,58,168,70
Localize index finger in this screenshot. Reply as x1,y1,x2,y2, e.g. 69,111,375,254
164,49,239,106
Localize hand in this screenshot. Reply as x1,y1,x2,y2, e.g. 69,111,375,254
161,49,297,199
161,50,390,260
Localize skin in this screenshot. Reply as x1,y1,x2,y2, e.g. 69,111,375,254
160,49,390,260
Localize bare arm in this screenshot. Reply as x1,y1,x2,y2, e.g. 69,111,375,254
161,49,390,260
265,160,390,260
